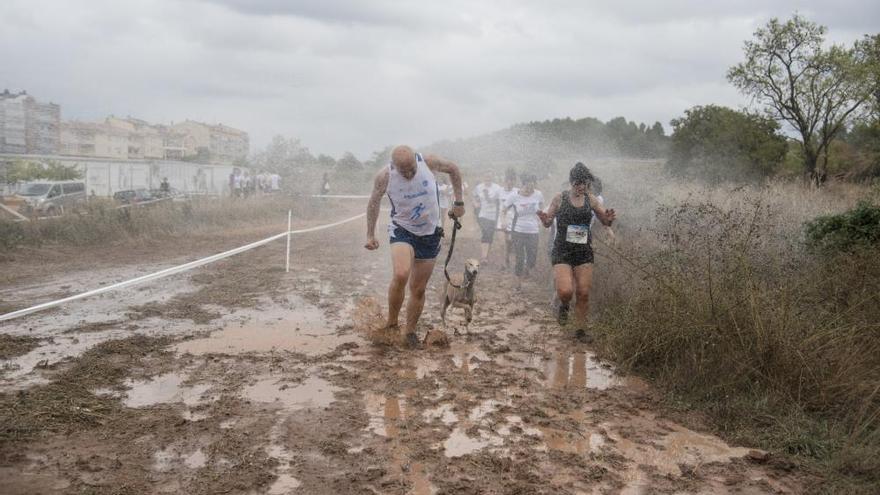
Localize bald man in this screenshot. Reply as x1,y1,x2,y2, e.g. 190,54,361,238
365,145,465,348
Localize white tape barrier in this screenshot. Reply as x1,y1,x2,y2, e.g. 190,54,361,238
0,202,28,221
0,212,366,323
310,194,371,199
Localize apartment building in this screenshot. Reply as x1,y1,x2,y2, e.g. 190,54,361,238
60,120,129,159
0,90,60,154
105,117,164,159
172,120,249,164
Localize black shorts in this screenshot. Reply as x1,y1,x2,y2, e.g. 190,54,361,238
390,226,442,260
551,246,594,267
478,217,496,243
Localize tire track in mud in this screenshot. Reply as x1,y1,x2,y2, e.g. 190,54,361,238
0,218,804,494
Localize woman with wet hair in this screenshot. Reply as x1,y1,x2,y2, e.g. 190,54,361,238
537,162,616,341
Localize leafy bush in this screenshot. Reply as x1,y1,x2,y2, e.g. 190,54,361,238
667,105,788,183
805,201,880,252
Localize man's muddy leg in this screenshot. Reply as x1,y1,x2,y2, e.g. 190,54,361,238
388,243,414,328
405,259,436,336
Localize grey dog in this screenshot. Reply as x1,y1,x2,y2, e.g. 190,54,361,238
440,258,480,335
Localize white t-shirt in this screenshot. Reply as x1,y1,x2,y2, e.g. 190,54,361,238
497,187,519,230
506,190,544,234
270,174,281,190
473,182,503,220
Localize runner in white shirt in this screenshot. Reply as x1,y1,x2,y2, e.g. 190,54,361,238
496,169,519,269
437,177,452,232
365,145,465,348
472,172,504,263
505,174,544,279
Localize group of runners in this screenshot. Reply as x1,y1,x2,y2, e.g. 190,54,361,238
365,145,616,347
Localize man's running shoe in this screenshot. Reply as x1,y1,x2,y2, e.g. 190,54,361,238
404,332,421,349
557,302,570,325
574,328,594,344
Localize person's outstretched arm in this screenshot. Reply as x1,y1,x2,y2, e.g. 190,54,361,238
587,192,615,226
365,168,389,250
537,193,561,228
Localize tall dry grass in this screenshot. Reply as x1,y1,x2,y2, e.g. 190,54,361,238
576,161,880,493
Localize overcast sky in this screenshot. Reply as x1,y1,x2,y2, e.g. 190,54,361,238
1,1,877,158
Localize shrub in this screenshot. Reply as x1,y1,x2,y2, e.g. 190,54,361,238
667,105,788,183
805,201,880,252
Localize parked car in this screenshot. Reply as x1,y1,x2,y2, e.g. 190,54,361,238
15,180,87,216
149,187,187,201
113,189,156,205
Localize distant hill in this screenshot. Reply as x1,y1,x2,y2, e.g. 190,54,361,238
421,116,669,174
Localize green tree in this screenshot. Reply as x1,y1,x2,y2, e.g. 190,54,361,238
3,159,82,184
667,105,787,183
335,151,362,171
252,135,315,174
855,34,880,120
727,14,874,185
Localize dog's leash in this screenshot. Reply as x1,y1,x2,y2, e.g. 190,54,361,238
443,213,463,289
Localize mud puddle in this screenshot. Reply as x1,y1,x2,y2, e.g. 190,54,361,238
120,372,215,409
176,296,357,357
243,373,340,411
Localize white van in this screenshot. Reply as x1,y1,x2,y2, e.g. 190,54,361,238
15,180,87,217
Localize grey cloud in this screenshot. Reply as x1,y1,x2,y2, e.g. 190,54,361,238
2,0,876,158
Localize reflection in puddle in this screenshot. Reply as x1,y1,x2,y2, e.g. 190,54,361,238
242,374,338,411
362,392,438,493
409,462,435,495
363,392,405,438
546,351,621,390
122,373,212,408
175,300,356,357
499,351,644,391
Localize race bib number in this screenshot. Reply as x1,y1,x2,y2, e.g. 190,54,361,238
566,224,590,244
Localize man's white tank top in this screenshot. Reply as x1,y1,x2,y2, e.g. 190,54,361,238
387,153,440,236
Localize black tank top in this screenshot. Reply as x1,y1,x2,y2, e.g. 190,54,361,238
553,191,593,251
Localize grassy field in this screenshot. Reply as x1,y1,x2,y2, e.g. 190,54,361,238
0,193,350,252
581,161,880,493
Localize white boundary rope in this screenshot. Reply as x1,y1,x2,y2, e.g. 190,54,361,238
310,194,371,199
0,212,366,323
0,202,28,221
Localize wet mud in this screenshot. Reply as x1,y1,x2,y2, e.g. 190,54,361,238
0,216,806,494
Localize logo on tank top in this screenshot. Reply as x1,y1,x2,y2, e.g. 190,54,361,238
422,180,429,186
410,203,426,221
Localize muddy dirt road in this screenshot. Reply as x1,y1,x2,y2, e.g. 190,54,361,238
1,208,803,494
